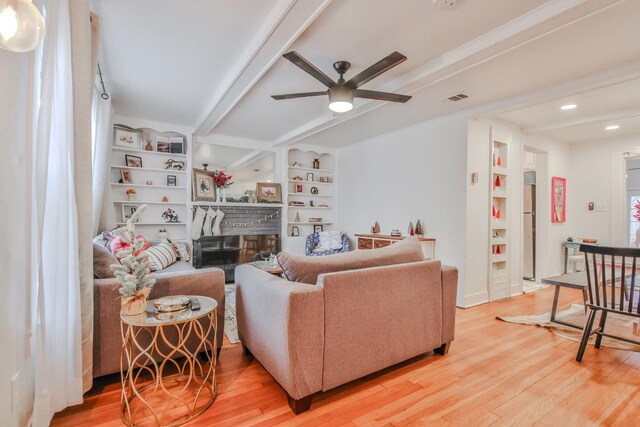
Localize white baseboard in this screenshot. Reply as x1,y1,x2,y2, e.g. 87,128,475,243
462,290,489,308
510,282,523,296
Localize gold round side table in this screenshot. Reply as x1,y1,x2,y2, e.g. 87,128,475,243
120,296,218,427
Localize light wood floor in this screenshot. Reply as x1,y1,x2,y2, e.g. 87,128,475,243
52,287,640,426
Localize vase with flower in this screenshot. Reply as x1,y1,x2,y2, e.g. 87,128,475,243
210,169,234,203
110,204,156,315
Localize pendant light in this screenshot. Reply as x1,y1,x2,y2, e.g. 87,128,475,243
0,0,45,53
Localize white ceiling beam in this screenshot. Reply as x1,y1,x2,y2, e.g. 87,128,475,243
228,150,270,171
523,107,640,134
271,0,622,146
194,0,333,136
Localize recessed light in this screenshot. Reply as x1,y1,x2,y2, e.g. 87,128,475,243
560,104,577,110
605,125,620,131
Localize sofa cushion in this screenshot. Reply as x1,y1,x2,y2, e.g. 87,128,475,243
161,260,196,273
277,237,424,284
93,243,117,279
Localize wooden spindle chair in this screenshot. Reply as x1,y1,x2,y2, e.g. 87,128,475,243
576,244,640,362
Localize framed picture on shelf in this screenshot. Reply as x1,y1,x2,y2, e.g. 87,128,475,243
125,154,143,168
256,183,282,203
156,136,170,153
122,204,139,220
169,136,184,154
167,175,177,186
313,225,323,233
192,168,216,202
307,172,314,182
120,169,132,184
551,176,566,223
291,226,300,237
295,184,303,193
310,186,319,195
114,126,141,149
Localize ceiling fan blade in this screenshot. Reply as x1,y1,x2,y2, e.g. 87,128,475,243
346,52,407,89
283,51,336,88
271,91,327,100
354,89,411,103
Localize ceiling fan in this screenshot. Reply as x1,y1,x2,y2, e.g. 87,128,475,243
271,51,412,113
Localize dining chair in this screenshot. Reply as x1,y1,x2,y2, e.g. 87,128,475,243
576,244,640,362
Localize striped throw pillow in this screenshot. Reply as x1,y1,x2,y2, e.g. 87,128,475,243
145,240,178,271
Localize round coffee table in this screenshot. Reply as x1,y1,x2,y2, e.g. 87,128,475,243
252,260,283,275
120,296,218,426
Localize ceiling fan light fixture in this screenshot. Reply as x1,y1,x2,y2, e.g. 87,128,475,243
328,86,353,113
0,0,45,52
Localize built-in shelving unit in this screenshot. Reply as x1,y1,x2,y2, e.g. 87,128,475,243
286,149,335,240
110,124,189,242
489,128,511,301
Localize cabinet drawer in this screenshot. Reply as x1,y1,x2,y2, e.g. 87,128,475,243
374,239,392,249
357,238,373,250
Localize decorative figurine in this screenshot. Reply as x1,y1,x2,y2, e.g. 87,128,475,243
126,188,136,201
313,158,320,169
144,139,153,151
373,221,381,234
390,229,401,237
158,228,168,239
415,220,423,236
162,196,169,202
294,212,301,223
408,222,415,236
164,159,185,170
202,163,209,171
309,200,314,207
162,208,179,222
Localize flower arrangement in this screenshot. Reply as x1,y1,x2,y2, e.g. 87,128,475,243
634,200,640,221
126,188,137,195
210,169,233,189
110,204,156,315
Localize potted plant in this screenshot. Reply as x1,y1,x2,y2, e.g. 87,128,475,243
126,188,137,201
210,169,233,203
110,204,156,315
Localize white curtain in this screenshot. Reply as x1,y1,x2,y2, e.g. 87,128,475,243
32,0,84,424
92,88,112,235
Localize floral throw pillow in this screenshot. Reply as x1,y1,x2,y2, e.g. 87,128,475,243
313,230,343,252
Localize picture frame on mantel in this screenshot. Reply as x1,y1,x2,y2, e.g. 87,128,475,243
192,168,216,202
256,182,282,203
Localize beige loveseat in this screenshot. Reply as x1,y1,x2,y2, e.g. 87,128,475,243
93,244,226,378
235,238,457,414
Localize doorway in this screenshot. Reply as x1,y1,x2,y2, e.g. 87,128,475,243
522,149,538,292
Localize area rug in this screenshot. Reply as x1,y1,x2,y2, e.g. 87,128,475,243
523,280,549,294
498,304,640,352
224,284,240,344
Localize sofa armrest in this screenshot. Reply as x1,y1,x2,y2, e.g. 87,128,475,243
234,264,324,400
93,266,225,378
441,265,458,344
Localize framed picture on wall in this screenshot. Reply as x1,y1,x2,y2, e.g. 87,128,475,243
125,154,143,168
291,226,300,237
192,168,216,202
551,176,566,223
167,175,177,186
122,204,139,220
313,225,323,233
120,169,132,184
307,172,314,182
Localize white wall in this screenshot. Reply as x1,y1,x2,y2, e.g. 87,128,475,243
568,135,640,246
466,118,572,306
0,51,35,427
336,115,469,306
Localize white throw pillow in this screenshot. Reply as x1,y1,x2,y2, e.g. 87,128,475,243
145,240,178,271
313,230,343,252
172,241,191,262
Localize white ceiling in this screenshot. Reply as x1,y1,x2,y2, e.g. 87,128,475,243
193,143,275,182
95,0,640,147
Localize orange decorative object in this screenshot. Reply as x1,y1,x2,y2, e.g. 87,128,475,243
496,208,501,219
496,155,502,166
492,205,496,217
162,196,169,202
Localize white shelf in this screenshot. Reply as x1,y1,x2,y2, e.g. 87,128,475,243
288,166,333,174
288,180,333,186
111,183,185,189
113,200,186,205
113,146,186,158
492,255,507,262
493,191,507,198
287,206,332,209
288,193,332,197
116,222,186,226
491,238,508,245
492,167,508,175
491,222,509,228
111,165,186,174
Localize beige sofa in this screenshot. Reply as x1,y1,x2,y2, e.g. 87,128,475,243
93,245,226,378
235,238,457,414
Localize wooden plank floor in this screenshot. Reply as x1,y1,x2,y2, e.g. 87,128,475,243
52,287,640,426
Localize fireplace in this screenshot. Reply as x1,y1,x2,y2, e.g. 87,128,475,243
191,206,282,282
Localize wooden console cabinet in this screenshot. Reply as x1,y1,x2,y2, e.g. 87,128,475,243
354,234,435,260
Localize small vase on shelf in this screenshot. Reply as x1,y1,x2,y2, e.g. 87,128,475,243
218,187,225,203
